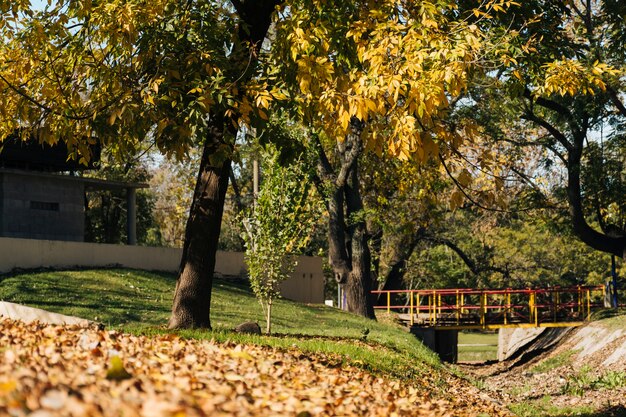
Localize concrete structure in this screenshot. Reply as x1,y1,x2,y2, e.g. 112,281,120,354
0,236,324,304
498,326,571,362
0,168,146,244
498,327,546,361
0,301,91,326
0,169,84,241
410,326,458,363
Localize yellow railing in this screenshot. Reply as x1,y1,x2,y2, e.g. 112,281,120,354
373,285,606,330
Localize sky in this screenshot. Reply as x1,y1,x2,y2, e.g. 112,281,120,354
31,0,48,11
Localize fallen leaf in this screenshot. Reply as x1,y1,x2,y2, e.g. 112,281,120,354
106,356,132,381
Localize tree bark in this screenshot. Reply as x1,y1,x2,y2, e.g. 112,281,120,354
169,123,231,329
565,136,626,257
344,164,376,318
314,123,376,319
327,186,351,284
168,0,280,329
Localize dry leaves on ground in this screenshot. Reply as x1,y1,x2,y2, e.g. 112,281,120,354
0,318,509,416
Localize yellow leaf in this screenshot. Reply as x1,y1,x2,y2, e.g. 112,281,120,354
228,350,254,361
106,356,132,381
450,190,464,209
458,169,472,187
0,380,17,393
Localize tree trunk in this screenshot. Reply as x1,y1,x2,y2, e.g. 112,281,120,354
376,232,423,306
167,0,280,329
169,127,231,329
327,186,351,284
344,152,376,319
566,139,626,257
266,299,272,335
345,223,376,318
315,124,376,319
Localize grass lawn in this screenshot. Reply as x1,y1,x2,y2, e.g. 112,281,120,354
0,268,442,382
458,331,498,362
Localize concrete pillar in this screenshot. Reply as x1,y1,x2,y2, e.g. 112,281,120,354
411,327,436,351
498,327,545,361
126,187,136,245
410,326,458,363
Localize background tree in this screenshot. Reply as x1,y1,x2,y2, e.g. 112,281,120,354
269,0,520,318
459,0,626,260
411,210,612,290
84,155,161,246
149,151,199,248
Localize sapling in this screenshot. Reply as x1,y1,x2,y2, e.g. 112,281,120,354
241,145,318,334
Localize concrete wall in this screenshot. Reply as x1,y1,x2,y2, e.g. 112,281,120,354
0,237,325,304
0,172,84,241
498,327,572,362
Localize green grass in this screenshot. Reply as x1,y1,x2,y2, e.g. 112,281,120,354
0,268,442,382
509,396,596,417
458,331,498,362
562,366,626,397
529,350,578,374
590,308,626,330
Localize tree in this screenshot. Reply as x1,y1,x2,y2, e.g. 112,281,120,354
459,0,626,259
84,154,161,246
268,0,520,317
411,211,612,290
149,152,199,248
241,143,319,334
0,0,520,327
0,0,281,328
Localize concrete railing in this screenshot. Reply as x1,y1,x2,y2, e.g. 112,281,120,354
0,237,324,304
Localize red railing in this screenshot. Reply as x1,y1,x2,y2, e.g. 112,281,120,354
371,286,606,328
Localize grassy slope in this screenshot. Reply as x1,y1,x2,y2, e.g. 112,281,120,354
0,268,441,382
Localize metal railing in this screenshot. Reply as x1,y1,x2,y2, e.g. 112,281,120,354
372,285,606,329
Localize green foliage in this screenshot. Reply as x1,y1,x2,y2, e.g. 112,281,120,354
562,365,596,397
596,370,626,390
562,366,626,397
85,155,161,246
453,0,626,262
241,144,321,334
530,350,577,374
411,212,611,290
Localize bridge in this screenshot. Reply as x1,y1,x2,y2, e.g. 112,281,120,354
372,285,607,330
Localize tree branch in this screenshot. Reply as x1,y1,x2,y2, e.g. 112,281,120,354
606,85,626,118
522,108,573,153
423,235,510,278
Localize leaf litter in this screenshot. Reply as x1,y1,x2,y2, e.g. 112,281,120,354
0,318,510,416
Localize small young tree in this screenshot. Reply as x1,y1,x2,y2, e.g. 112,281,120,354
241,145,318,334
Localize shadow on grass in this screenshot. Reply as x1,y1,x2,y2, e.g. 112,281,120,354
573,406,626,417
